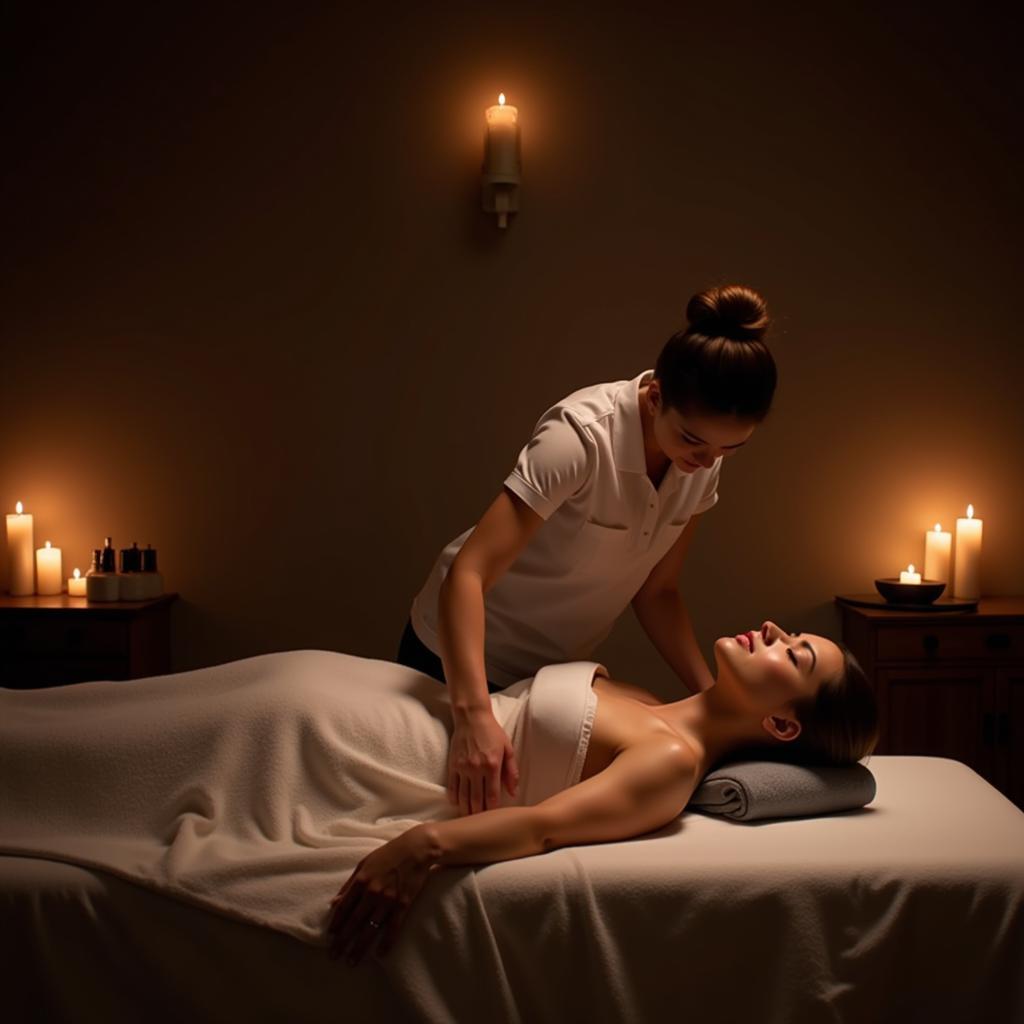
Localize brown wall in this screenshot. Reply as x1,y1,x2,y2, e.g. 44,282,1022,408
2,3,1021,697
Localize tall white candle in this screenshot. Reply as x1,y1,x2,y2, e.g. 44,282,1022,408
6,500,35,595
36,540,63,596
953,504,983,599
924,522,952,583
484,93,520,178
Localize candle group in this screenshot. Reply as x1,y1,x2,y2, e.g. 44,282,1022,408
898,505,984,598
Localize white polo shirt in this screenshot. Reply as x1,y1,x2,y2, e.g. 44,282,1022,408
410,369,721,686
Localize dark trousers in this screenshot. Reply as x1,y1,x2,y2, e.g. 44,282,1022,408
396,619,503,693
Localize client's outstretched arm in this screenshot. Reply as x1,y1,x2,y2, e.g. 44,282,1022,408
328,736,698,964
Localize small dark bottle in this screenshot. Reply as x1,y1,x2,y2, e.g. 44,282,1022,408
100,537,117,573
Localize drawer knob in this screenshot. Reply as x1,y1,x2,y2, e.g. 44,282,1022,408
922,634,939,654
986,633,1011,651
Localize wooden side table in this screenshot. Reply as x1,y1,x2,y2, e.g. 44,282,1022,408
836,595,1024,811
0,593,177,688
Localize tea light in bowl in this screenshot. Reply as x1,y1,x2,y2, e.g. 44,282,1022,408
67,568,87,597
899,563,921,585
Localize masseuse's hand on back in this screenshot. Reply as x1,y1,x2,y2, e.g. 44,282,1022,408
439,488,545,815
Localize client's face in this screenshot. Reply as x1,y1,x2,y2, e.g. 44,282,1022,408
713,620,844,712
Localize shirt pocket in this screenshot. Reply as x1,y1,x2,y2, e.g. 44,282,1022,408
575,519,633,569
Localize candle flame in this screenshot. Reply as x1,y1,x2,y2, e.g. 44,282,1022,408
73,568,81,579
907,564,915,573
498,92,506,105
967,504,974,519
15,501,23,515
45,540,52,549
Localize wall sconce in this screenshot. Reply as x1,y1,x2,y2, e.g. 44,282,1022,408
482,93,520,229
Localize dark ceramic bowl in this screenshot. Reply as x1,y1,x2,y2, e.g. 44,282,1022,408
874,578,946,604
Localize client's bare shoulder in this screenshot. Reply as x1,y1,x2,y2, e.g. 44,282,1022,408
583,676,696,782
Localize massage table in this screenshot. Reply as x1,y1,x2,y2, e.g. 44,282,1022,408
3,755,1022,1023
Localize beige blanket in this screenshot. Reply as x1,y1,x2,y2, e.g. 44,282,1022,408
0,650,602,944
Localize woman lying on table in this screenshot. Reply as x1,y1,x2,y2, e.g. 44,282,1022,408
329,619,878,964
0,619,878,965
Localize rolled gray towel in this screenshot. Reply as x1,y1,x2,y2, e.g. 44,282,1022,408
689,760,877,822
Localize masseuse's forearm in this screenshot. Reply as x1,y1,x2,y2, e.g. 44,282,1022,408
411,809,544,868
633,589,715,694
438,567,492,714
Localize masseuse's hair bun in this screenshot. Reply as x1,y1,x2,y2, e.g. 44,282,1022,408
686,285,770,343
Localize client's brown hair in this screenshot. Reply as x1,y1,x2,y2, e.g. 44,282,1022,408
655,284,777,421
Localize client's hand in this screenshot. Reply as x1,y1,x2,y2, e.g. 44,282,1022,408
327,826,439,966
448,708,519,816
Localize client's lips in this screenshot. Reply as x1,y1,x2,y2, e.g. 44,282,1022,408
734,632,753,652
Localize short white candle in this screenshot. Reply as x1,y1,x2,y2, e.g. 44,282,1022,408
36,540,63,595
67,567,87,597
899,563,921,584
924,523,951,583
953,504,983,599
6,500,35,595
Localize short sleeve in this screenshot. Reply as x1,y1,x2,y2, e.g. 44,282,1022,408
503,411,592,520
693,458,722,515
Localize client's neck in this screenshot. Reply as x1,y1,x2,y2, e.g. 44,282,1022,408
660,684,779,772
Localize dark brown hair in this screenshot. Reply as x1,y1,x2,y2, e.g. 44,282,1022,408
719,645,880,768
655,284,777,421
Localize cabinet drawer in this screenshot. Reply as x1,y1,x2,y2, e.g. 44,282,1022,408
0,618,129,657
877,625,1024,662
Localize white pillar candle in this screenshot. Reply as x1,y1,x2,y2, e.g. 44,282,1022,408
36,540,63,595
484,93,520,178
6,500,35,595
67,567,87,597
953,504,983,599
924,523,952,583
899,563,921,584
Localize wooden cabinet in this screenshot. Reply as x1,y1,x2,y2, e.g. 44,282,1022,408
0,593,177,688
836,595,1024,811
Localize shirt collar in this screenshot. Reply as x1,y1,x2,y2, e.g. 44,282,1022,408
612,369,657,475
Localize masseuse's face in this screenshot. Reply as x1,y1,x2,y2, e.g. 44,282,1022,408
646,381,756,473
713,621,844,734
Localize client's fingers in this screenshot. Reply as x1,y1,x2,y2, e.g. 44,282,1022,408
457,774,471,817
470,772,483,815
377,903,409,957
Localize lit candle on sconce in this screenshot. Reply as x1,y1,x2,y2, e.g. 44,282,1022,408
67,567,87,597
953,504,983,600
6,500,35,595
36,540,63,595
482,92,521,229
899,564,921,585
923,523,951,584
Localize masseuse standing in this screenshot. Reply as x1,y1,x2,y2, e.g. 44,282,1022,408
397,284,777,816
